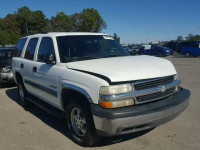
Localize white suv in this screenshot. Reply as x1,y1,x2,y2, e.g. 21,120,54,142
12,32,190,146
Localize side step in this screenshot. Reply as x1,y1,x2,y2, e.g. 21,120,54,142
26,93,65,118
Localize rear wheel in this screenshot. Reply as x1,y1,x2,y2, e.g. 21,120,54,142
17,80,29,107
66,98,100,146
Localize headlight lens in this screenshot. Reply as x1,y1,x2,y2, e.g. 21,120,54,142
99,83,134,108
99,83,133,95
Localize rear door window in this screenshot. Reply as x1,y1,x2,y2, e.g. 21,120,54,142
15,38,27,57
24,38,38,60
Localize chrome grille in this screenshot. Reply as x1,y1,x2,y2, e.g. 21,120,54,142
133,75,174,91
137,87,175,103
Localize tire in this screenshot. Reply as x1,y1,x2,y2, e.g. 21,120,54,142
17,80,29,107
185,52,191,57
66,97,100,147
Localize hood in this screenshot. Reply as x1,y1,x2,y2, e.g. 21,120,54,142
0,59,12,66
67,56,177,83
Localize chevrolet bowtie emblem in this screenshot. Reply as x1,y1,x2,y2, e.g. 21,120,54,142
159,85,166,93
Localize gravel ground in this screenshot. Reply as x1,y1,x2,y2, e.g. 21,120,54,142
0,57,199,150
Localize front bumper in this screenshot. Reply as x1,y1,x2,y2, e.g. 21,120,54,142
0,71,14,84
91,89,190,136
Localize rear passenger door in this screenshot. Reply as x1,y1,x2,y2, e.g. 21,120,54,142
32,37,59,107
21,38,39,93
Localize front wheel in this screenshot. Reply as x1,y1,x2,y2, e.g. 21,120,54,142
66,100,100,146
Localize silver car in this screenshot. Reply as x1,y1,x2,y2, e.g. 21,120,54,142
0,48,15,86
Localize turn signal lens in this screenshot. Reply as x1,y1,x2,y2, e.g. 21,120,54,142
99,99,135,108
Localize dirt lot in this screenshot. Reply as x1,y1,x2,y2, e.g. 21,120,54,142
0,57,199,150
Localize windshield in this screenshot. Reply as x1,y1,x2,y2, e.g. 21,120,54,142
0,50,15,60
56,35,130,63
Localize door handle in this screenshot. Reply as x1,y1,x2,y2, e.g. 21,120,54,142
33,67,37,73
20,63,24,69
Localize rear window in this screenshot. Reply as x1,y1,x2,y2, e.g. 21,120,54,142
15,38,27,57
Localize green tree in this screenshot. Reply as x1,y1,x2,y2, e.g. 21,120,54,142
80,8,106,32
18,6,31,34
50,12,72,32
185,33,194,41
70,13,81,31
185,33,200,41
28,10,48,34
192,35,200,41
1,14,21,34
113,33,120,43
0,29,10,45
18,6,47,34
177,35,184,42
0,6,108,45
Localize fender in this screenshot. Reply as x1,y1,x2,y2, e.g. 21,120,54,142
61,84,92,110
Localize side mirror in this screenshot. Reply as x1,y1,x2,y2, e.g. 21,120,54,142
45,54,56,64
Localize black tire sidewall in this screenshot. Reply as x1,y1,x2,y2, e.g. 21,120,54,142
66,102,96,146
17,80,28,107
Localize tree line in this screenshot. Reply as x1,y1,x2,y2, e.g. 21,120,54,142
176,33,200,42
0,6,109,45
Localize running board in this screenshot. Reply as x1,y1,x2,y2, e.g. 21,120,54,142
26,93,65,118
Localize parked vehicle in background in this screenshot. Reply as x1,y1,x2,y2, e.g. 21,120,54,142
122,46,137,55
164,42,181,53
131,45,141,53
138,45,173,57
12,32,190,146
181,42,200,57
0,47,16,86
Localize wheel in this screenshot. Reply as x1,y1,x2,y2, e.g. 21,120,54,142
66,98,100,146
185,52,191,57
17,80,29,107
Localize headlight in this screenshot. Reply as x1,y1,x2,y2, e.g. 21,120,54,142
0,66,11,73
99,83,134,108
99,83,133,95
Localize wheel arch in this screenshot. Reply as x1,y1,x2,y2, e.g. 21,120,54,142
61,84,92,111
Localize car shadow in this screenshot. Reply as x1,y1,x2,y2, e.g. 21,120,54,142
5,88,154,147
